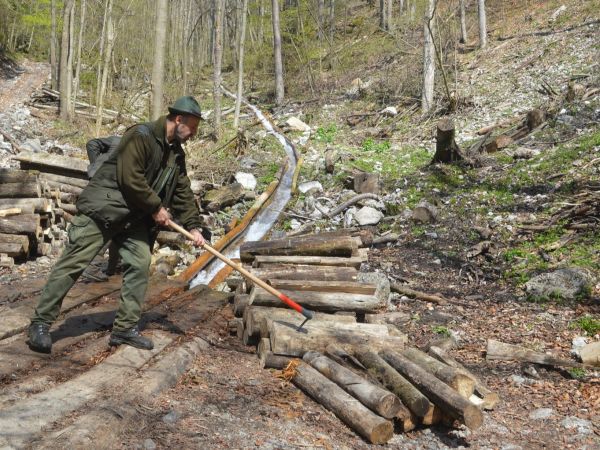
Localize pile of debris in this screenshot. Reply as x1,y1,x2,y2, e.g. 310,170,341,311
229,231,499,444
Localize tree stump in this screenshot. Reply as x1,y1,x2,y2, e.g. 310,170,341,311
431,118,463,164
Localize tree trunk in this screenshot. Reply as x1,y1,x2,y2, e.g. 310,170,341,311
233,0,249,129
271,0,285,105
213,0,225,138
317,0,325,41
431,117,463,163
0,182,42,199
59,0,74,120
249,264,359,282
264,279,376,295
14,151,88,179
353,347,432,418
240,235,359,262
72,0,86,108
260,351,292,369
386,0,393,31
328,0,335,42
151,0,169,120
421,0,436,113
459,0,468,43
95,0,114,136
477,0,487,49
381,350,484,430
293,363,393,443
304,351,405,419
486,339,583,368
252,255,364,269
50,0,58,90
0,214,41,236
0,198,52,213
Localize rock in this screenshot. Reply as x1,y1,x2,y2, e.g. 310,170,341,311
380,106,398,117
360,198,385,210
579,341,600,366
512,147,541,159
561,416,592,435
549,5,567,22
411,200,438,223
239,156,259,169
162,410,180,424
343,207,356,228
234,172,257,190
529,408,554,420
522,364,540,379
355,206,383,226
21,138,42,153
524,268,594,301
289,219,301,230
571,336,589,358
298,181,323,194
202,183,245,212
353,172,380,194
426,336,458,352
144,438,157,450
346,78,372,97
284,116,311,132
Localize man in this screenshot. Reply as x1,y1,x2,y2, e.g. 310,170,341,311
28,96,206,353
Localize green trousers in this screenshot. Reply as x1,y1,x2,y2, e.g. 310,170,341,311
31,214,152,331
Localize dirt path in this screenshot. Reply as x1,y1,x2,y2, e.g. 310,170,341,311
0,60,49,110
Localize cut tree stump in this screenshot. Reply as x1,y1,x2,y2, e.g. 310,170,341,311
304,351,405,419
381,350,484,430
486,339,584,368
292,362,394,444
428,346,500,410
431,118,463,164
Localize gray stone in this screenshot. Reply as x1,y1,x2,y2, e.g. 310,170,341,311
524,268,594,300
162,410,180,424
571,336,588,358
529,408,554,420
380,106,398,117
561,416,592,435
21,138,42,153
239,156,259,169
411,200,438,223
284,116,311,132
144,438,157,450
512,146,541,159
298,181,323,194
234,172,257,190
500,445,523,450
355,206,384,226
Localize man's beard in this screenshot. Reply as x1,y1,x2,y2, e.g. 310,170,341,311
174,124,187,144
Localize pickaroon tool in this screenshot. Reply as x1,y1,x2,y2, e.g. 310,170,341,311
168,220,314,330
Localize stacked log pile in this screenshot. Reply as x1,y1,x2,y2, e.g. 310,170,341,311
231,231,499,444
0,152,88,266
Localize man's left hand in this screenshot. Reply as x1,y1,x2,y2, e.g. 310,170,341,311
189,228,206,247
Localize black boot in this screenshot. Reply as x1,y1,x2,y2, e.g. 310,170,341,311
28,322,52,353
109,325,154,350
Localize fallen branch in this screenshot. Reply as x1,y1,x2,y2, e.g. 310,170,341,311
486,339,585,368
329,193,380,217
390,282,448,305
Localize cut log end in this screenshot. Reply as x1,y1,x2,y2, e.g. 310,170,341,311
369,422,394,445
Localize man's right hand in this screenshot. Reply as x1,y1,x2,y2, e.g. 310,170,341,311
152,206,171,227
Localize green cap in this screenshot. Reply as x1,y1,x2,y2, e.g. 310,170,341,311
168,96,202,119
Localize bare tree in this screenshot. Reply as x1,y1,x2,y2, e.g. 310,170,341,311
72,0,86,108
95,0,114,136
478,0,487,48
421,0,436,113
59,0,74,120
272,0,284,105
459,0,467,43
50,0,58,90
328,0,334,42
151,0,169,120
213,0,224,138
317,0,324,41
234,0,249,129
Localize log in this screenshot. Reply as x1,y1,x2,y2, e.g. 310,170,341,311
156,231,187,247
236,320,245,340
260,351,292,369
0,214,41,236
0,168,38,183
292,362,394,444
269,321,406,357
325,148,336,174
304,351,404,419
266,279,376,295
249,264,358,282
42,179,83,196
13,151,88,179
0,197,52,213
353,347,432,418
0,254,14,267
250,286,386,313
364,311,411,326
252,255,364,269
381,350,484,430
60,203,78,215
288,228,373,247
486,339,584,368
0,233,30,254
228,318,242,335
428,346,500,410
0,242,26,258
390,282,447,305
402,347,475,398
233,294,250,317
257,337,271,360
243,305,356,340
38,172,89,189
258,313,359,339
0,208,22,217
431,118,463,163
0,181,42,198
240,235,359,263
242,325,257,346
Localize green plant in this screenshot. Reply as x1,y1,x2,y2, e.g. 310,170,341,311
568,367,587,380
362,138,391,153
569,315,600,336
315,124,338,144
432,326,451,337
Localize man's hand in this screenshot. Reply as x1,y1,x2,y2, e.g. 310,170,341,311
189,228,206,247
152,206,171,227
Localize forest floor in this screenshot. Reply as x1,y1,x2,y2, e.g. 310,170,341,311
1,1,599,449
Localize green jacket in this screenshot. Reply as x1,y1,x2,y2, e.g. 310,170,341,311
77,116,201,232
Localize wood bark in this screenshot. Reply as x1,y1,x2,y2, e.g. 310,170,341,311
212,0,224,138
265,279,376,295
151,0,169,120
233,0,249,129
381,350,484,430
260,351,292,369
422,0,436,113
477,0,487,49
486,339,583,368
292,362,394,444
459,0,467,43
304,351,404,419
431,118,463,163
390,282,447,305
249,264,358,282
72,0,86,108
95,0,114,136
59,0,75,120
252,255,364,269
402,347,475,398
0,214,41,236
0,168,38,184
0,198,52,213
13,151,88,178
240,235,359,262
38,172,88,189
269,321,406,357
250,286,386,314
353,347,431,418
0,181,41,198
50,0,58,90
428,346,500,410
257,337,271,360
271,0,285,105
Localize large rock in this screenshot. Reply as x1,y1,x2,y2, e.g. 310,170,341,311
234,172,257,190
202,183,245,212
284,117,311,132
298,181,323,195
524,268,594,301
355,206,383,226
579,342,600,366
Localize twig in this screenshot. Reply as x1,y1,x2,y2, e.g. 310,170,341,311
390,282,448,305
328,193,381,217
